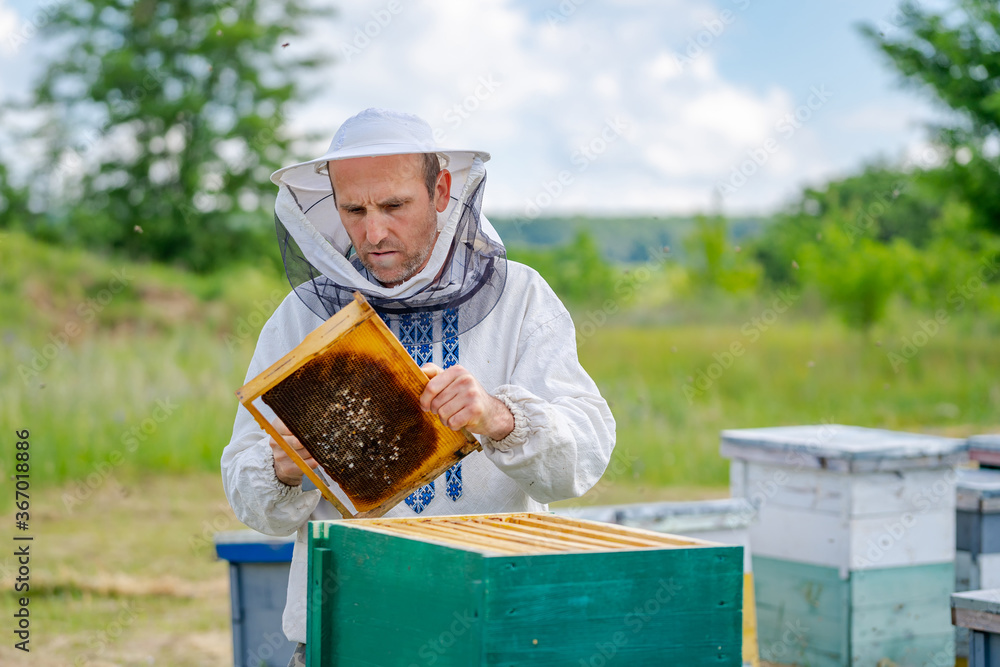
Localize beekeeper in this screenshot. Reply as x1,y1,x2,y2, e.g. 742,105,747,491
220,108,616,665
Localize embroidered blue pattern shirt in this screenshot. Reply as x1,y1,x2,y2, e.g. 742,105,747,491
394,309,464,513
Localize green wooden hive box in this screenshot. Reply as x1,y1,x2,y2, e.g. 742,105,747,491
307,512,743,666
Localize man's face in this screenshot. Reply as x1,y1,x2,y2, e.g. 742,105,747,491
328,154,451,287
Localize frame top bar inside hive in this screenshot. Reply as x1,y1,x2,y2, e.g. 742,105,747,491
317,512,720,556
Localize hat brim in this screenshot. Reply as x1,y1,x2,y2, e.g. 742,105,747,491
270,146,491,191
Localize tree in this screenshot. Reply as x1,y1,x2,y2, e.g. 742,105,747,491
684,213,760,295
4,0,330,271
508,231,618,307
799,218,918,332
751,164,941,287
860,0,1000,234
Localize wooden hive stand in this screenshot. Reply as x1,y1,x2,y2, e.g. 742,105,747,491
952,589,1000,666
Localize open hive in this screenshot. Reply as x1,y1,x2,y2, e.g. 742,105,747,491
307,512,745,665
235,292,479,518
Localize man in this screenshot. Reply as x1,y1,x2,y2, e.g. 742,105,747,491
221,108,616,665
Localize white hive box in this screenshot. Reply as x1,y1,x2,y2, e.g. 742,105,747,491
722,424,967,667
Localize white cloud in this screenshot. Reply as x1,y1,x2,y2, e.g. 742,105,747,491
287,0,814,217
0,0,20,56
0,0,948,217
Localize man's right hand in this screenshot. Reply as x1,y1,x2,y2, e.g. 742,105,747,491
268,417,320,487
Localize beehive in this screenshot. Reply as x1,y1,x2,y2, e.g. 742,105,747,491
306,512,744,666
969,434,1000,468
951,589,1000,667
722,424,968,667
235,292,479,518
722,424,966,667
558,499,760,667
955,467,1000,658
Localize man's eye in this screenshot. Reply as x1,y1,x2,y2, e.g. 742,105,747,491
386,203,402,210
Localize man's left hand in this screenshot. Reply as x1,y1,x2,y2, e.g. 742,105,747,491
420,363,514,441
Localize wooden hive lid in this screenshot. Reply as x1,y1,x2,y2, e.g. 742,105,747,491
312,512,721,556
969,434,1000,467
969,434,1000,451
236,293,479,519
956,467,1000,513
720,424,968,473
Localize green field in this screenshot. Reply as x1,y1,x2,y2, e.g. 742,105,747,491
2,230,998,497
2,230,999,663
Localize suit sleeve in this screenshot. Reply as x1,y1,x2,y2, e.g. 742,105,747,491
479,310,616,504
220,302,323,537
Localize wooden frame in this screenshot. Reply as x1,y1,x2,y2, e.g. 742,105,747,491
235,292,480,519
339,512,715,556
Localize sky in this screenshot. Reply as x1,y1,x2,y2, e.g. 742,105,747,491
0,0,955,219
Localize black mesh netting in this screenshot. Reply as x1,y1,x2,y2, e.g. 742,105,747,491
275,176,507,343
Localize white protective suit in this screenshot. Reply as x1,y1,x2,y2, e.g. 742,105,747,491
220,108,616,644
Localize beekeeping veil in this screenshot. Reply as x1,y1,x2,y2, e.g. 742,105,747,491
269,108,506,342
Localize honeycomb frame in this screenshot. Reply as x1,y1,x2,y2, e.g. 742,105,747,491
235,292,480,518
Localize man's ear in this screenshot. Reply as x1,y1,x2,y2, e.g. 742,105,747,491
434,169,452,213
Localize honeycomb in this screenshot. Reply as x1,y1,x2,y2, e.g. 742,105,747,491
261,317,468,513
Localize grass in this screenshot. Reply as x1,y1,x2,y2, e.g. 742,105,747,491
2,230,1000,504
0,472,235,666
578,321,1000,489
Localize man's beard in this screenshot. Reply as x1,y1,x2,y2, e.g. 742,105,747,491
361,242,435,286
358,209,438,287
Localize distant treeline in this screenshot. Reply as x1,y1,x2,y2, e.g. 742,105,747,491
489,215,767,264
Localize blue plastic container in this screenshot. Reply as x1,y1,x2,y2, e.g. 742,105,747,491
215,530,297,667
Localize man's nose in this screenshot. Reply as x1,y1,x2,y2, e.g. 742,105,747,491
365,214,390,246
